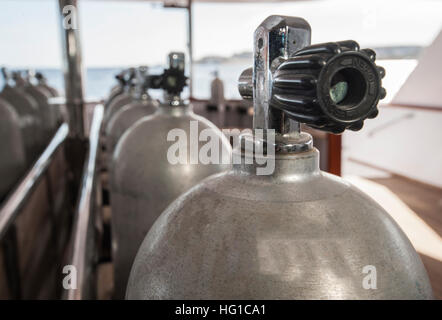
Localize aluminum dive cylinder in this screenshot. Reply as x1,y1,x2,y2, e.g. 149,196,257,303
105,69,129,109
105,67,158,155
104,68,136,125
33,71,68,126
126,16,433,300
15,71,61,139
0,68,45,164
35,72,60,98
110,52,232,299
0,98,26,201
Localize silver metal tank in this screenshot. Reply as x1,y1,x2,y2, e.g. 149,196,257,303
0,98,26,201
105,67,158,155
15,71,61,138
35,71,60,98
34,71,68,126
0,68,45,163
104,68,136,125
127,16,433,300
105,69,129,109
110,52,232,299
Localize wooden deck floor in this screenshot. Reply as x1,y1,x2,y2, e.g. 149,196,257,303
370,175,442,299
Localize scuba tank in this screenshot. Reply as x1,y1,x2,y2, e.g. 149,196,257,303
35,71,60,98
105,69,129,109
34,71,67,123
110,52,231,299
24,70,53,98
105,66,158,155
0,98,26,201
0,67,45,164
104,68,136,125
126,16,433,300
15,71,61,138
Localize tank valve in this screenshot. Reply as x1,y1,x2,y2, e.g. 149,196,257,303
148,52,188,99
272,41,386,133
114,69,129,87
1,67,12,86
238,16,386,135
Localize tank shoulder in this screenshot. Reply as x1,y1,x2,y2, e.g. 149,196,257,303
105,99,157,135
128,171,433,299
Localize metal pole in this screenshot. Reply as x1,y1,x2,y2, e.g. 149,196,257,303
66,105,104,300
187,0,193,98
58,0,88,212
58,0,85,139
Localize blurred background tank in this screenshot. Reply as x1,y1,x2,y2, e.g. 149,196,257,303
127,16,433,300
0,67,46,164
0,97,26,201
34,71,60,98
105,69,131,109
105,66,158,155
110,52,231,299
13,71,61,140
103,68,136,125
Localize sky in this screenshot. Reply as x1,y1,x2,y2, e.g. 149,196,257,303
0,0,441,68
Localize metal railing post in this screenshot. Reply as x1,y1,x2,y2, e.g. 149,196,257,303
58,0,86,139
187,0,193,98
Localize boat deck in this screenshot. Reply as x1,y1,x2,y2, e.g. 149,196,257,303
370,175,442,299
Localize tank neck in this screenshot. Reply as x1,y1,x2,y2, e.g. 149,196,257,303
133,91,152,102
233,146,320,178
157,101,192,117
233,131,320,178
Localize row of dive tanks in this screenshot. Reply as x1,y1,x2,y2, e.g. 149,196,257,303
105,16,433,299
0,68,63,201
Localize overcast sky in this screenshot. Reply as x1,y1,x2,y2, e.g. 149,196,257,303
1,0,441,68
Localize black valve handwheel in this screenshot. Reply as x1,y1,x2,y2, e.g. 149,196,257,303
271,40,386,134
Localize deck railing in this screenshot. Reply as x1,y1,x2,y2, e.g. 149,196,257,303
0,124,69,240
65,104,104,300
0,123,69,299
